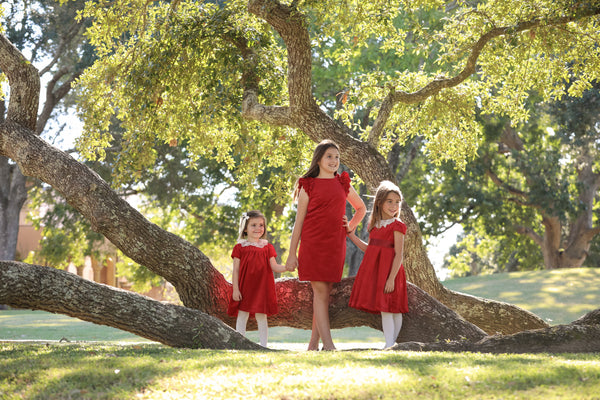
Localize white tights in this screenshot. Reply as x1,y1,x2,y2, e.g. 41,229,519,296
236,311,269,347
381,312,403,348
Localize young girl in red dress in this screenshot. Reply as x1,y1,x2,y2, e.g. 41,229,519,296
228,210,286,347
286,140,366,351
346,181,408,348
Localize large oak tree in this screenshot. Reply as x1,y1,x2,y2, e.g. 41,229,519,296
2,0,600,347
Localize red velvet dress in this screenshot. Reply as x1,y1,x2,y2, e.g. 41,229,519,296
349,218,408,314
297,171,350,282
227,239,278,317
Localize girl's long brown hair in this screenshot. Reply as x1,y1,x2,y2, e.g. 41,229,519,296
293,139,340,200
368,180,402,231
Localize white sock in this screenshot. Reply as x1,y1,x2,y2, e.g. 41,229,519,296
393,313,403,341
236,310,250,336
256,313,268,347
381,312,396,348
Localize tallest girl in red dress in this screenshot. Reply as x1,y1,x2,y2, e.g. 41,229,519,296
286,140,366,351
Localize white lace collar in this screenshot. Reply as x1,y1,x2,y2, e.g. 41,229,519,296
375,218,398,229
237,239,269,248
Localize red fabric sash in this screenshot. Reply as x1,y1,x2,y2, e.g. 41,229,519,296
368,238,394,248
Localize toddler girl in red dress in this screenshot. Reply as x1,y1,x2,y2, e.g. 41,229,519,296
228,210,286,347
286,139,366,351
346,181,408,348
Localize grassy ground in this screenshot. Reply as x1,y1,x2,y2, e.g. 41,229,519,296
1,268,599,399
443,268,600,325
0,310,383,348
1,342,599,399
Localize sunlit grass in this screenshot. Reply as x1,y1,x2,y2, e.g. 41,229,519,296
0,310,153,342
443,268,600,325
0,310,384,347
1,343,599,399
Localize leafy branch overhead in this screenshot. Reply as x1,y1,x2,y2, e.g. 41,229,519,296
77,0,600,176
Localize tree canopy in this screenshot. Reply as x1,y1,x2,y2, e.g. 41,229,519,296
76,0,600,180
2,0,600,348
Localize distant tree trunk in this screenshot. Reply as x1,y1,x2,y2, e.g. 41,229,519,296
345,182,367,277
0,157,27,260
495,123,600,270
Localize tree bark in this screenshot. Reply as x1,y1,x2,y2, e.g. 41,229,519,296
0,157,27,260
0,261,262,349
393,308,600,354
3,259,598,353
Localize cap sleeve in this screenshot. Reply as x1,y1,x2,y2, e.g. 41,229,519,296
392,219,407,235
298,176,314,196
338,171,350,195
267,243,277,259
231,243,242,259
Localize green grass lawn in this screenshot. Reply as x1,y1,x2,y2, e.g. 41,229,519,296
1,342,599,399
0,310,383,347
443,267,600,325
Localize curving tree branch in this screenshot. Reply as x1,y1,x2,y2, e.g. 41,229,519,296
0,261,261,349
388,7,600,106
0,33,40,130
485,169,529,198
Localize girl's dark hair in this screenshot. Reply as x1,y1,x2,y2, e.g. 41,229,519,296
293,139,340,200
368,181,402,232
238,210,267,240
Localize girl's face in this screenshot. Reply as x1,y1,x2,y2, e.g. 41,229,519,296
317,147,340,177
381,192,401,220
245,217,265,242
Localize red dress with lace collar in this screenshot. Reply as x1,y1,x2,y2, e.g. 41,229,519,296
227,239,278,317
297,171,350,282
349,218,408,314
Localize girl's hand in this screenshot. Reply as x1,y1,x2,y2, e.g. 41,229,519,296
285,254,298,271
384,279,395,294
343,215,352,233
232,288,242,301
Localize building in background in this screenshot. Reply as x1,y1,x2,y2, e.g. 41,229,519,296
16,204,175,302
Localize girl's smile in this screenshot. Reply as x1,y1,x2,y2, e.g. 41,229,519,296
246,217,265,242
381,192,401,220
317,148,340,177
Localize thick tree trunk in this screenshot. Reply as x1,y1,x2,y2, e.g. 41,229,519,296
266,277,487,343
3,260,598,353
0,260,486,346
0,261,261,349
400,201,547,334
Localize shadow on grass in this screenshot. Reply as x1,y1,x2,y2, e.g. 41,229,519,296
1,344,184,399
3,343,600,399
